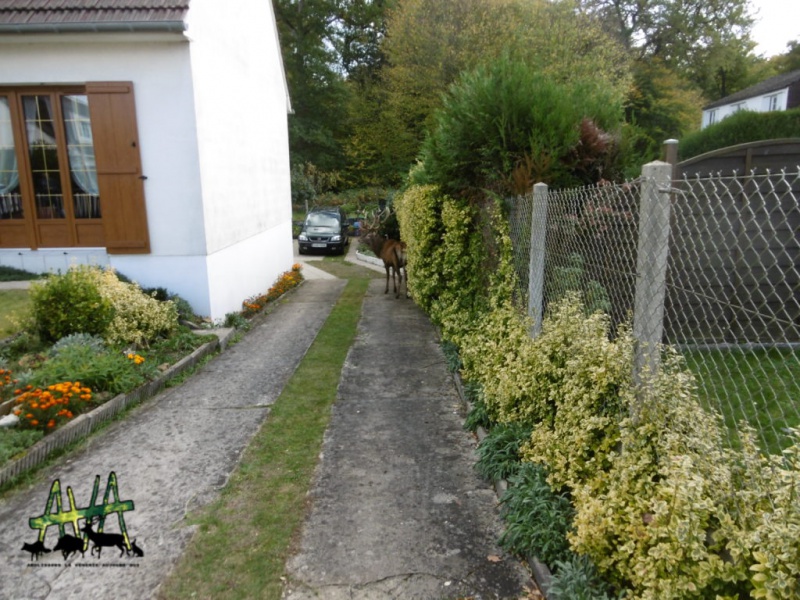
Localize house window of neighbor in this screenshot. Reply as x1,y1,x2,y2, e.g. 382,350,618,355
0,88,101,248
708,110,717,125
733,102,746,113
767,94,780,111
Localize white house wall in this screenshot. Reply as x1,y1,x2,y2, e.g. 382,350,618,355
0,34,218,313
184,0,294,318
0,8,295,321
702,88,790,128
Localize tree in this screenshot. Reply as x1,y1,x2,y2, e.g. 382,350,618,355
578,0,756,97
625,59,705,160
381,0,631,182
274,0,351,173
769,40,800,74
335,0,390,86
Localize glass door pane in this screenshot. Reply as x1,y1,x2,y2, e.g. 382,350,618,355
62,95,100,219
0,96,23,220
22,95,64,219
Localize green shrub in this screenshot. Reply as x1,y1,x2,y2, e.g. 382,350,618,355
546,554,616,600
169,293,196,323
0,266,40,282
0,428,43,463
440,340,461,373
679,107,800,160
474,422,531,482
548,253,611,316
223,312,250,331
141,286,170,301
498,462,575,567
32,344,147,396
81,266,178,347
50,333,106,356
463,382,493,433
0,331,48,370
417,53,624,195
395,185,517,344
148,327,215,364
522,296,631,491
29,269,115,343
734,429,800,600
505,295,749,597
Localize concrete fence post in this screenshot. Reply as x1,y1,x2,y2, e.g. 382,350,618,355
632,161,673,407
528,183,548,337
662,138,679,180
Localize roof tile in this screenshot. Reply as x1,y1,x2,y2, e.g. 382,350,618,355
0,0,189,28
705,69,800,110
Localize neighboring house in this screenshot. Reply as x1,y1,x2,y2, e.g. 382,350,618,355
0,0,294,320
701,69,800,128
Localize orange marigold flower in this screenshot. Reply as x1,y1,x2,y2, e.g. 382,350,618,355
47,420,56,428
30,419,39,426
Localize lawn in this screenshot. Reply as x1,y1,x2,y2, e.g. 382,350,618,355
683,347,800,455
0,266,37,338
0,290,31,338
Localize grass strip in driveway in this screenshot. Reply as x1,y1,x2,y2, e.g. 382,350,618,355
158,277,369,600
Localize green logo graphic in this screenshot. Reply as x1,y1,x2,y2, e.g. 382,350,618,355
21,471,143,561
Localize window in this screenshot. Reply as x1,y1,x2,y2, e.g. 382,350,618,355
0,84,149,252
707,110,718,125
767,94,780,111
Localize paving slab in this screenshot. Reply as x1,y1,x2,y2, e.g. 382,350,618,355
0,278,346,600
283,279,532,600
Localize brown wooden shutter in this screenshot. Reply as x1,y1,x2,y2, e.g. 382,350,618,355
86,82,150,254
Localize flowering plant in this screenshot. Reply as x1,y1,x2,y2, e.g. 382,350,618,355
241,265,303,317
0,368,19,402
13,382,93,432
126,353,145,365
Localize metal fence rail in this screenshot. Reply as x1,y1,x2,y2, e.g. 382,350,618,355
510,164,800,455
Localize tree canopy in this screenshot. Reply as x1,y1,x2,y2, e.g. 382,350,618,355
273,0,798,193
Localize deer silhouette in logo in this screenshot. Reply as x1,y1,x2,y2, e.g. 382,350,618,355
81,518,129,558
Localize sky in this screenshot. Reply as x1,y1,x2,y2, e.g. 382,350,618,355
749,0,800,57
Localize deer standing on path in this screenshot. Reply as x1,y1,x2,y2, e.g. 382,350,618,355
362,233,407,298
360,211,408,298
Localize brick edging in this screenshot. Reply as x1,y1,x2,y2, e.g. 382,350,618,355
0,329,235,488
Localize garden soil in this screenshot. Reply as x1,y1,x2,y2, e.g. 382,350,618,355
0,247,532,599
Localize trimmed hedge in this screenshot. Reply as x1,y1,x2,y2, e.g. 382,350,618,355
679,108,800,160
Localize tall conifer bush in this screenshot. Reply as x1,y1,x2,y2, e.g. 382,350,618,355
414,54,625,196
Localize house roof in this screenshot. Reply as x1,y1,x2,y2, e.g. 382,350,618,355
704,69,800,110
0,0,190,33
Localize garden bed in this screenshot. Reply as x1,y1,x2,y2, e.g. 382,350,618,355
0,328,233,487
452,371,558,599
0,263,305,489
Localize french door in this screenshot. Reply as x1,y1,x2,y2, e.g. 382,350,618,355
0,87,104,248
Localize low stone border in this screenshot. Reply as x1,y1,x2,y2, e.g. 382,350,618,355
451,371,557,600
0,328,235,488
354,249,384,268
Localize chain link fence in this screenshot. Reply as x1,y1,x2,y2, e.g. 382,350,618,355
508,165,800,455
